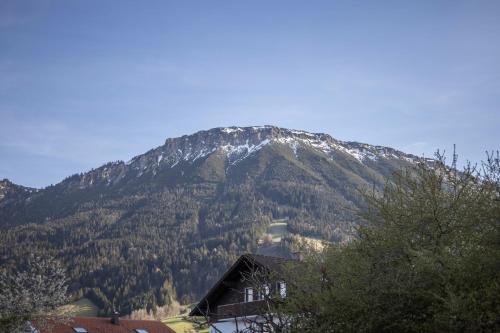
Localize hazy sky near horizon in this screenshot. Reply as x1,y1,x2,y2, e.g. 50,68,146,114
1,0,499,188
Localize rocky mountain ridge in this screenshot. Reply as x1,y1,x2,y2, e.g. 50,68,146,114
41,126,421,191
0,179,35,202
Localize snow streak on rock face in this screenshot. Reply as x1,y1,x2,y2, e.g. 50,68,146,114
125,126,418,170
68,126,419,188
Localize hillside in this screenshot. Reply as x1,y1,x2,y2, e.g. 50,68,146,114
0,126,425,316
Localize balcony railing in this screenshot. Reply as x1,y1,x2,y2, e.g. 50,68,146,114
216,300,268,319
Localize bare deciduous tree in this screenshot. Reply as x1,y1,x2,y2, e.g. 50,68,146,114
0,255,71,333
237,259,294,333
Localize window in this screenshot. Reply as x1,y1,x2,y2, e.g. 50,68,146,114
277,281,287,298
260,283,270,300
73,328,88,333
244,287,254,302
135,330,149,333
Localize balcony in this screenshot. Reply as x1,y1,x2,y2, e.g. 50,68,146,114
216,300,268,319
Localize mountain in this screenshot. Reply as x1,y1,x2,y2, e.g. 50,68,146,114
0,179,34,201
0,126,425,316
0,179,36,218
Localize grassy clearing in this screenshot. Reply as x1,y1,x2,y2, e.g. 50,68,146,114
163,304,208,333
58,297,99,317
163,315,208,333
264,219,327,250
267,221,289,242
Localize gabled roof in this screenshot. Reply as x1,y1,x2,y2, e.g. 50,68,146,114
189,253,298,317
38,317,175,333
249,253,297,271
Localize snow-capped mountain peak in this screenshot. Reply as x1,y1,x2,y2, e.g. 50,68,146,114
143,126,417,167
63,126,421,189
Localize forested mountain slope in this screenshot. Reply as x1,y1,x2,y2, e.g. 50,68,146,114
0,126,425,315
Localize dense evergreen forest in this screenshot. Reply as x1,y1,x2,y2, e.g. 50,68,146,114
0,127,419,315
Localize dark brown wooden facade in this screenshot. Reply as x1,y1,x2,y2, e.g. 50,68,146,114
190,254,297,321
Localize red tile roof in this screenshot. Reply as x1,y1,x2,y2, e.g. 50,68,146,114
38,317,175,333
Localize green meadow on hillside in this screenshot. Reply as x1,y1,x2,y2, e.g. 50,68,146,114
264,219,326,250
58,298,99,317
267,220,289,242
163,315,208,333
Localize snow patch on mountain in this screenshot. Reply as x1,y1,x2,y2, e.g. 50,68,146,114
333,143,378,162
221,127,244,134
275,137,300,157
223,139,271,165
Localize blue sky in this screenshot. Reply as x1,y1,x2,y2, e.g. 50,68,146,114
1,0,499,188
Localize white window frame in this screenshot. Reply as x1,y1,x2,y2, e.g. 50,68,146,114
244,287,254,302
277,281,287,298
260,283,271,300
